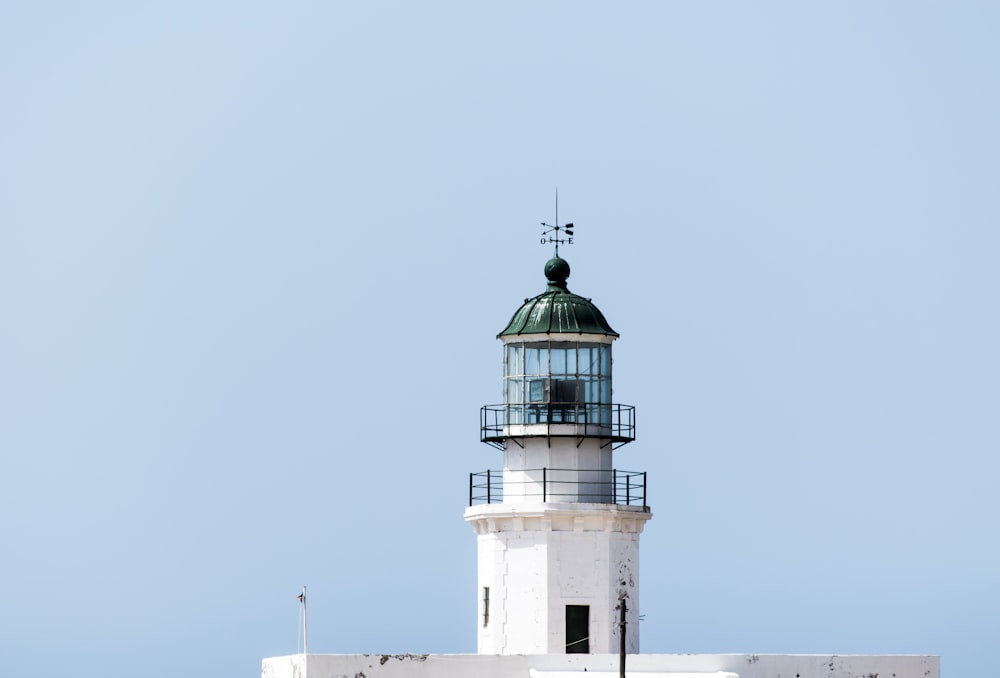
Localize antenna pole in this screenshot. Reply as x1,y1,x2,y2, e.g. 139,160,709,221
303,586,308,656
555,189,559,256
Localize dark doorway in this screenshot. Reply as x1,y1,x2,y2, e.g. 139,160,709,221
565,604,590,653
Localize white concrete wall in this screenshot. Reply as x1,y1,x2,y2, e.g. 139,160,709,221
502,438,613,504
262,653,939,678
466,503,651,655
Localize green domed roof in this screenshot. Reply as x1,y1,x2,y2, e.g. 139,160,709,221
498,256,618,338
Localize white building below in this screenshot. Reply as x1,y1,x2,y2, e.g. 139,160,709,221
262,653,939,678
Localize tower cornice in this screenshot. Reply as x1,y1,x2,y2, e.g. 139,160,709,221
465,502,652,536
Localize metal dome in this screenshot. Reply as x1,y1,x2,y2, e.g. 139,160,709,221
498,257,618,337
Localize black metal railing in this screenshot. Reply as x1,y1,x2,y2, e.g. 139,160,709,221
480,403,635,449
469,468,647,508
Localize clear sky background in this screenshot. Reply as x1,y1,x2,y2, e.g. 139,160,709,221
1,3,997,677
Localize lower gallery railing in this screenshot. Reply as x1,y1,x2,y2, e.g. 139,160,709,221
468,468,646,508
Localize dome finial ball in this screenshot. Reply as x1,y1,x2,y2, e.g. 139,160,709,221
544,256,570,284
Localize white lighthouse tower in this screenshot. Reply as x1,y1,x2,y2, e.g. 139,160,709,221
261,232,939,678
465,252,652,656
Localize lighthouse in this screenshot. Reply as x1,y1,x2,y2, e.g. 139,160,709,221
465,250,652,656
260,227,939,678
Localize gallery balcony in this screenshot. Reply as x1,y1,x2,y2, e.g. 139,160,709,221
480,403,635,450
468,467,647,508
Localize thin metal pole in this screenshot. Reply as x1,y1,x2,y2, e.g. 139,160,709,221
487,470,492,504
543,467,547,502
619,596,627,678
303,586,308,657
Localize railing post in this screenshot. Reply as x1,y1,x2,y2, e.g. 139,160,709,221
469,473,473,507
543,467,547,503
643,471,647,509
626,472,631,505
613,468,618,504
487,469,492,504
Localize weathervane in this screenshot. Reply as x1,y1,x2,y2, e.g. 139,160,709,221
540,190,574,257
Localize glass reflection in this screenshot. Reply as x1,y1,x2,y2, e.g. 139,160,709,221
504,341,612,425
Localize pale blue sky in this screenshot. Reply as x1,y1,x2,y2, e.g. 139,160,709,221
1,3,997,677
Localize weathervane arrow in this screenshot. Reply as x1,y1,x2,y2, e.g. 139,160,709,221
540,190,575,256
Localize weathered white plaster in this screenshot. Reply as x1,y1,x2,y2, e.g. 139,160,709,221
502,423,621,445
262,653,939,678
501,438,614,504
466,503,651,655
530,672,737,678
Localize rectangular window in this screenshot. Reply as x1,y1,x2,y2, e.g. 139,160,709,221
565,604,590,654
507,345,520,376
525,347,540,375
551,378,579,404
550,347,567,374
507,379,522,405
529,379,547,402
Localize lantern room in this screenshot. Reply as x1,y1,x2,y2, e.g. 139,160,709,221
481,255,635,450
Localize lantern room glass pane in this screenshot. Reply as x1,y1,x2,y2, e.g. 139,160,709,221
550,347,567,374
528,379,546,402
551,378,578,403
584,346,600,374
566,345,577,374
506,345,519,377
508,380,522,404
525,347,540,375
